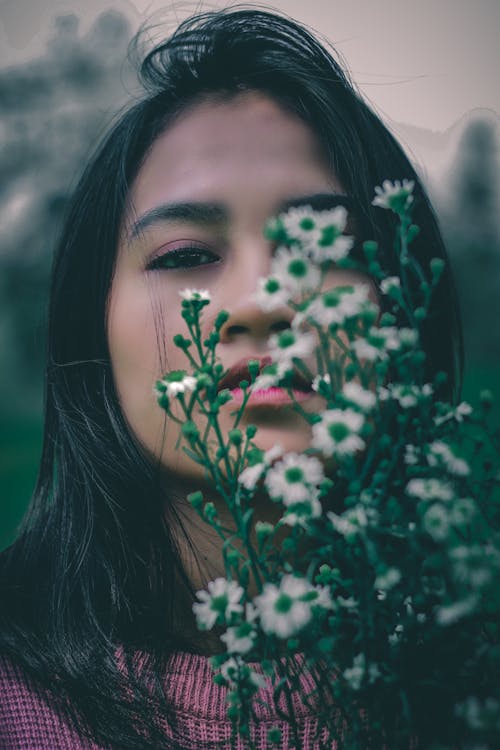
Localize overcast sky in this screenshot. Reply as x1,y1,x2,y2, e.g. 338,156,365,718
1,0,499,131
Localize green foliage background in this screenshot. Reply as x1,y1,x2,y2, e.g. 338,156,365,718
1,10,499,551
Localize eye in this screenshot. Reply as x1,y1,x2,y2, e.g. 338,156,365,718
147,245,221,271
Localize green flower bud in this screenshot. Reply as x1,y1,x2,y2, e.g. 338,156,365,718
430,257,445,281
282,537,297,553
344,363,357,380
319,477,334,497
407,224,420,243
204,331,220,348
268,727,282,744
363,240,378,260
434,371,448,387
227,705,239,721
203,502,217,521
173,334,191,349
255,521,274,544
480,389,493,410
155,379,167,393
158,393,169,410
414,307,426,321
379,312,396,327
225,548,240,566
246,424,257,439
228,428,243,446
181,420,199,442
247,359,261,381
217,389,233,406
215,310,230,330
187,491,203,509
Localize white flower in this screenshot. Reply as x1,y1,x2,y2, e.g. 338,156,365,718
406,478,454,502
157,370,197,398
390,385,418,408
352,324,415,362
254,275,290,311
312,408,365,458
398,327,419,347
351,337,382,362
380,383,434,409
270,246,321,295
435,596,478,626
450,545,494,588
268,329,316,366
280,205,320,244
264,444,285,464
238,462,266,491
178,288,211,301
313,205,349,231
237,444,284,491
372,179,415,212
306,285,370,328
375,567,402,591
343,654,379,690
254,575,324,639
427,441,470,476
404,444,419,465
251,360,291,391
342,381,376,411
377,326,405,351
434,401,473,426
282,496,323,527
265,453,324,504
450,497,476,526
388,623,405,646
309,234,354,265
337,596,358,610
220,621,256,655
311,373,331,393
193,578,244,630
281,205,349,250
219,657,266,689
327,505,372,539
327,511,358,537
380,276,401,295
423,503,449,541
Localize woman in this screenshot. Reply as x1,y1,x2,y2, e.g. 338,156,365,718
0,7,463,749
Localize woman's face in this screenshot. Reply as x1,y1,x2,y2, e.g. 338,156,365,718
107,92,376,487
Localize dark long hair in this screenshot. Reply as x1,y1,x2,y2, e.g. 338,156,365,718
0,7,463,749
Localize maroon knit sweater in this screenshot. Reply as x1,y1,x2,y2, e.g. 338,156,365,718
0,651,344,749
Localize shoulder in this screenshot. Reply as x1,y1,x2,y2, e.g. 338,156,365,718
0,654,106,750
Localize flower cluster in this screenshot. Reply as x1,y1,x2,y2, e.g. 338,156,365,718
156,181,500,750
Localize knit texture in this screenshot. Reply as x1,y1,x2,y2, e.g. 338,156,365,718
0,651,343,749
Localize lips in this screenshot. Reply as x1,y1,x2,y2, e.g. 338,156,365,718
217,357,312,394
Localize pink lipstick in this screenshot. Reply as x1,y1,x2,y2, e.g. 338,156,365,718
229,386,313,407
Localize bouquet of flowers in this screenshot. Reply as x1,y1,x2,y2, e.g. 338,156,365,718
155,181,500,749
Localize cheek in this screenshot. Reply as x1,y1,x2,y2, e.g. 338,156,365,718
106,274,182,452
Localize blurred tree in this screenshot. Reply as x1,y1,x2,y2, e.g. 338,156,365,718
0,9,135,415
440,117,500,366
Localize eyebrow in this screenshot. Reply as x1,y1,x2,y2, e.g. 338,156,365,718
126,193,354,243
127,201,228,242
277,192,353,214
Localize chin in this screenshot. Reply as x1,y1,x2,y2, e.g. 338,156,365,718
251,423,313,455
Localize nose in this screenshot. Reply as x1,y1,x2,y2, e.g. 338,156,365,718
217,237,294,345
218,301,293,344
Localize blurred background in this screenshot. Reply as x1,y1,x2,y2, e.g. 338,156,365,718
1,0,499,550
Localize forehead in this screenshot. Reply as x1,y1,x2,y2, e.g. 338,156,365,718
128,92,340,216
